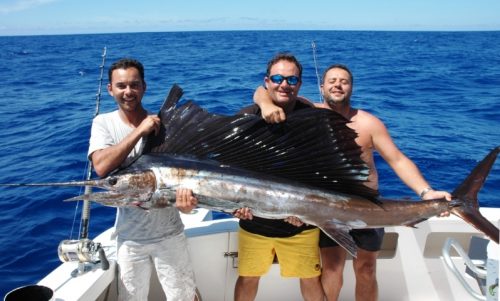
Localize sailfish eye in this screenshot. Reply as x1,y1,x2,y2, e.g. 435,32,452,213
108,178,118,186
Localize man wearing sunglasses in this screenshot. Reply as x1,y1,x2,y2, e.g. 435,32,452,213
232,53,324,301
253,63,451,301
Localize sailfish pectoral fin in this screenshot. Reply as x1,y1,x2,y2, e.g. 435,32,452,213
319,222,357,258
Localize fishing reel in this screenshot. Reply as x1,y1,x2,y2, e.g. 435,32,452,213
58,239,110,273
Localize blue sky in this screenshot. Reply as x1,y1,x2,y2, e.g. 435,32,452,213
1,0,500,36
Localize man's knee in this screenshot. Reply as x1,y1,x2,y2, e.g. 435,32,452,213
321,255,345,284
300,276,321,286
300,276,324,301
354,249,378,275
235,276,260,301
354,259,377,279
321,267,343,287
237,276,260,287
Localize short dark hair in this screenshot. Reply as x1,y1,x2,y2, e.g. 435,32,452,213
266,53,303,79
108,58,145,84
321,64,353,85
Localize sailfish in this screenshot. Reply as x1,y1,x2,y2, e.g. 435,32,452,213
1,84,498,256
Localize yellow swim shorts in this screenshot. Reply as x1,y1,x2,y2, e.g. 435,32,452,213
237,227,321,278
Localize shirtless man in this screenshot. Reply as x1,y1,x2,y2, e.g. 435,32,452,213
254,63,451,301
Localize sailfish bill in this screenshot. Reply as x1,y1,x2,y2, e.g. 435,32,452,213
1,84,498,256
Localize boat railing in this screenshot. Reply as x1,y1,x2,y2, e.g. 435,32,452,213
442,237,487,300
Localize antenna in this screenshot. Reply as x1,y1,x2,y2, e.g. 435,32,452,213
311,41,322,102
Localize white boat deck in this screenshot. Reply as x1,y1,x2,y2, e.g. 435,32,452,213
35,207,499,301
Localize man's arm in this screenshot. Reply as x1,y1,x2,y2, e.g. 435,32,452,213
91,115,160,177
253,86,316,123
253,86,286,123
368,113,451,201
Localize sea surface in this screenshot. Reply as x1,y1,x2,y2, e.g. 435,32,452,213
0,30,499,296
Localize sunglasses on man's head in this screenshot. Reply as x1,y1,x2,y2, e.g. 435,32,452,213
269,74,300,86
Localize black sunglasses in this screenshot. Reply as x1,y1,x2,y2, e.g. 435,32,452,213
269,74,300,86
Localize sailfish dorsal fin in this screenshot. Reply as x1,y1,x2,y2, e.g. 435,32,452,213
144,84,379,200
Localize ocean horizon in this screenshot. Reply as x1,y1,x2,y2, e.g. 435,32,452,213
2,28,500,38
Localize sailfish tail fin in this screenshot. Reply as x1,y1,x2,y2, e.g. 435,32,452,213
451,146,500,244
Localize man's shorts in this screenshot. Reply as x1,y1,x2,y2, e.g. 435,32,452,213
238,227,321,278
117,232,196,301
319,228,385,252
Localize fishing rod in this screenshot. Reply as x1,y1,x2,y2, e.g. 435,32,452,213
79,46,107,241
57,47,109,275
311,40,322,103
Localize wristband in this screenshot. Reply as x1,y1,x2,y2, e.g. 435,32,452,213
419,187,433,199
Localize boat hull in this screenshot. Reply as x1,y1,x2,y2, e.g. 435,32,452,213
36,207,500,301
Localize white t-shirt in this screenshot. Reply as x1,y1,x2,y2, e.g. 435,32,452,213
88,110,184,244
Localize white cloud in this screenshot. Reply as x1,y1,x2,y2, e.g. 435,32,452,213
0,0,58,14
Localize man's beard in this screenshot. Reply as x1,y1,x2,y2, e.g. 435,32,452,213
325,96,343,109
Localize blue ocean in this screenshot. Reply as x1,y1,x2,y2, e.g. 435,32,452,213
0,31,499,296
